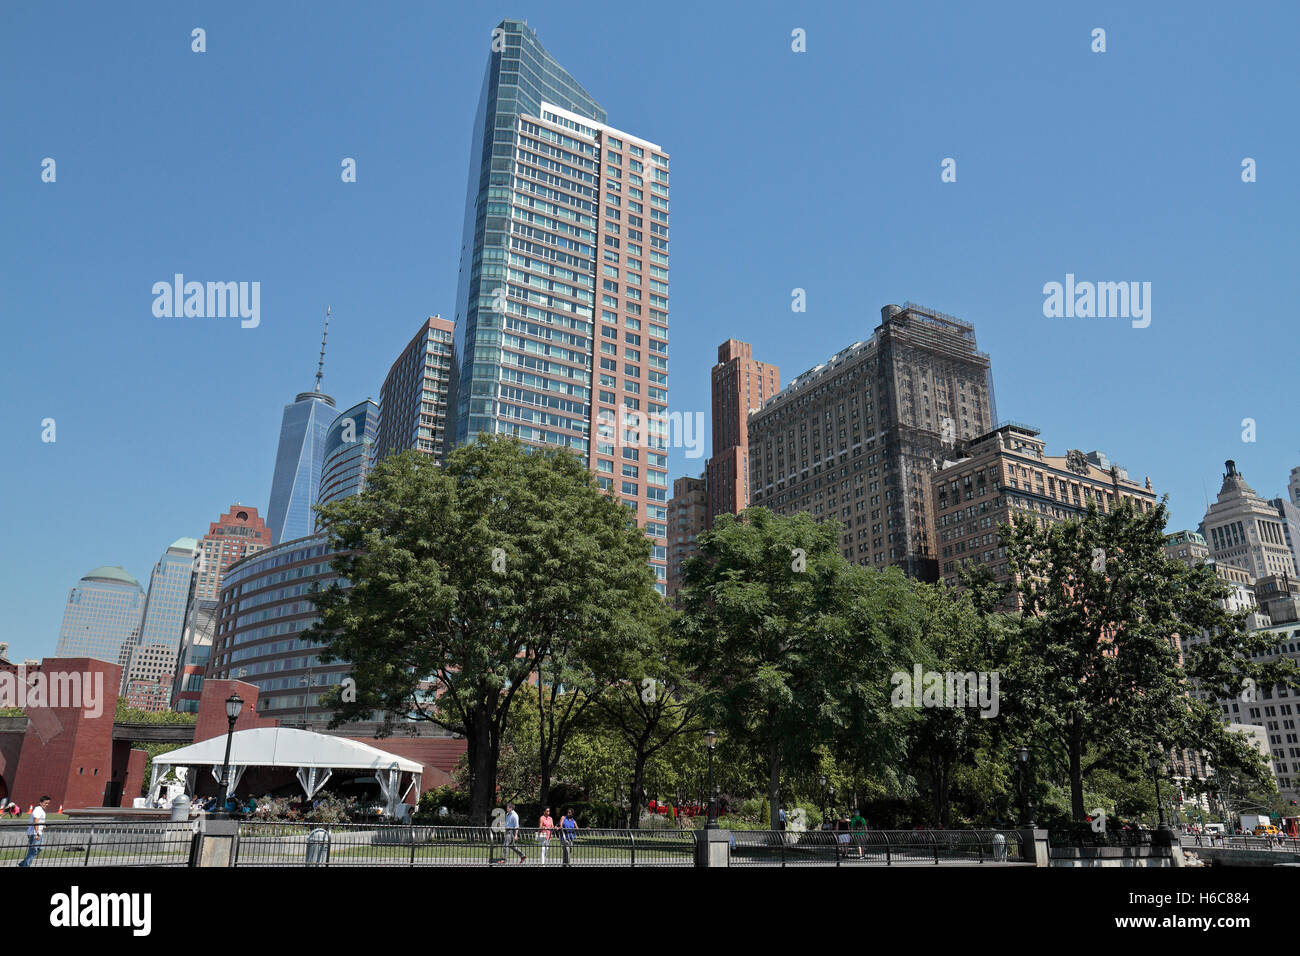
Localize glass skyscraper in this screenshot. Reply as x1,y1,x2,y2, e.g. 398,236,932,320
266,388,336,544
54,566,146,665
318,398,379,513
454,19,671,592
121,537,199,709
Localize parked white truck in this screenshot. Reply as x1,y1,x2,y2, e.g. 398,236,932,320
1239,813,1269,832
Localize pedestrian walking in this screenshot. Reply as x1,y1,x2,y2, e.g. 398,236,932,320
560,808,578,866
850,809,868,859
494,802,526,864
18,796,51,868
538,806,554,865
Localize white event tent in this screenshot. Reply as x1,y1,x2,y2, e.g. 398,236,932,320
149,727,424,816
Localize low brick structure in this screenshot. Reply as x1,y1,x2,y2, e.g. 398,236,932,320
1,658,464,811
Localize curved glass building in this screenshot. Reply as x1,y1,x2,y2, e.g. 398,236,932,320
209,533,351,721
452,18,608,450
318,399,379,513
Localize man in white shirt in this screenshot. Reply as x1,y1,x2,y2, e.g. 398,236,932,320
18,796,51,868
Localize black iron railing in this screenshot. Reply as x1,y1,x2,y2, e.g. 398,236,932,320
729,829,1026,866
232,823,696,867
0,821,197,867
1049,827,1153,848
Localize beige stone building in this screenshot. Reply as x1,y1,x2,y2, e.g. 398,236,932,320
1202,461,1295,582
931,423,1157,602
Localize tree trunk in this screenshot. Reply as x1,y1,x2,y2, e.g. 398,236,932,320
629,748,649,829
768,736,782,830
467,709,497,826
1069,720,1086,823
932,754,952,828
940,761,952,829
536,690,551,816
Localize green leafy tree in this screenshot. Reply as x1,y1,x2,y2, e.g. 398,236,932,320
591,600,703,827
305,435,659,824
529,586,656,812
677,508,903,829
903,583,1009,827
1001,498,1295,822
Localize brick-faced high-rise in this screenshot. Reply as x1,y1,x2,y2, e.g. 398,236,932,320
707,340,779,527
667,474,707,600
748,303,995,579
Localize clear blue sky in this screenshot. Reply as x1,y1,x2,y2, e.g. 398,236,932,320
3,1,1297,660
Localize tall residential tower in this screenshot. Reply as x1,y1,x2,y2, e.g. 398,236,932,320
453,19,671,592
121,537,199,710
374,317,455,464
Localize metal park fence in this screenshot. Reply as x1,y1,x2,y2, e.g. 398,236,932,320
1049,827,1153,848
0,821,1046,867
232,823,696,867
729,829,1027,866
1203,834,1300,852
0,821,197,867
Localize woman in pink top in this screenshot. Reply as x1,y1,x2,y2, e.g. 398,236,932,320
537,807,554,865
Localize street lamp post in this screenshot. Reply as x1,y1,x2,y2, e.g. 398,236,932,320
218,693,243,815
819,775,827,825
299,668,313,729
1149,753,1171,834
1018,745,1036,829
703,729,719,830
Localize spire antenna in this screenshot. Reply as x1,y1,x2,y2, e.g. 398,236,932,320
315,307,330,392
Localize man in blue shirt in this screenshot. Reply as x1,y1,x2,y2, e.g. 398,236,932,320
498,802,526,863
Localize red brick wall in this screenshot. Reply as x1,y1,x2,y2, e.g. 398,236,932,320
193,679,280,743
120,747,147,806
10,659,119,811
0,727,23,803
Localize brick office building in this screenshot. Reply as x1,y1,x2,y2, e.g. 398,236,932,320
666,474,707,601
749,303,996,579
706,339,779,527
